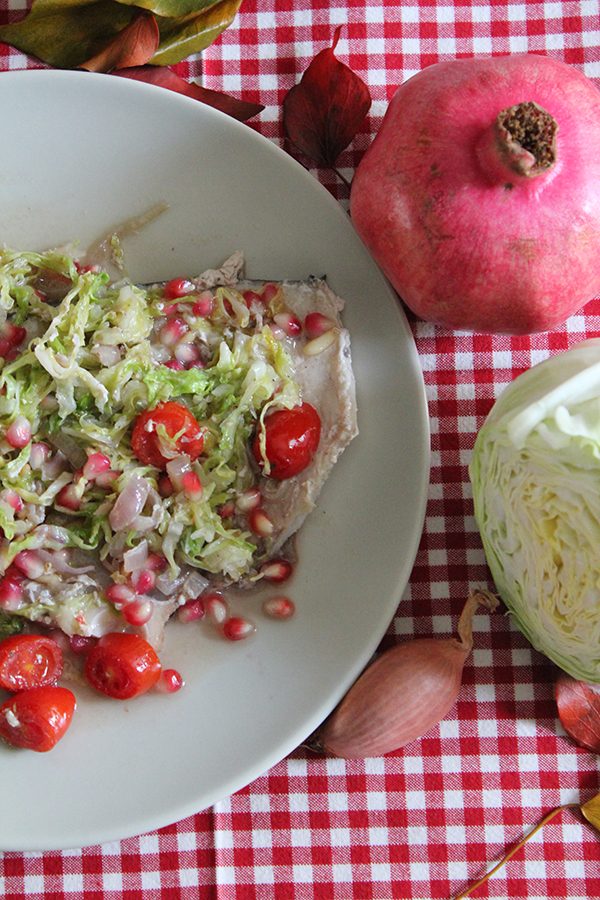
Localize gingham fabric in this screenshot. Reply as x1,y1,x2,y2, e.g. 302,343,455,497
1,1,599,898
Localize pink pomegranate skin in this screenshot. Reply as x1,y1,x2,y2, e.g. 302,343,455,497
350,55,600,334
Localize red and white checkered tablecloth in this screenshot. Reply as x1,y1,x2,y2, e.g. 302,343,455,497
0,1,599,898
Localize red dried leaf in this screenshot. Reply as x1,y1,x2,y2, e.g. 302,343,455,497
283,25,371,168
113,66,264,122
81,12,159,74
555,673,600,753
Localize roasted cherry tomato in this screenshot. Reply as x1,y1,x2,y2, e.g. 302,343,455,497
131,401,204,469
0,686,76,752
252,402,321,480
0,634,64,693
84,632,161,700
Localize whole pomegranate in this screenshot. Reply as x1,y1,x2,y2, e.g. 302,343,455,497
350,55,600,335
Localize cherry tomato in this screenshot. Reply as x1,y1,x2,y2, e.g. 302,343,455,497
0,634,64,692
0,686,76,752
131,401,204,469
84,632,161,700
252,402,321,480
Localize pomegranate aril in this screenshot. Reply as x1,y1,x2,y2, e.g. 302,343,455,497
203,592,229,625
160,318,188,346
242,289,263,308
158,474,174,497
164,277,195,299
13,550,45,580
132,569,156,593
182,471,202,498
164,359,185,371
303,329,337,356
95,469,120,489
56,483,83,511
1,489,23,513
248,507,274,537
223,616,256,641
122,598,153,626
219,500,236,519
304,312,335,339
105,583,136,606
236,486,261,512
6,416,32,449
261,283,279,304
192,292,214,317
156,668,184,693
177,598,205,623
262,595,296,620
273,312,302,337
174,342,200,365
83,452,111,480
146,553,167,572
163,303,181,317
29,442,51,470
69,634,97,656
260,558,293,584
0,577,24,610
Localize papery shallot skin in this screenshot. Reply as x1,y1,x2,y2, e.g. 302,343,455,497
350,54,600,335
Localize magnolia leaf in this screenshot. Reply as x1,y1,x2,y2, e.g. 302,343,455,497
555,673,600,753
81,10,159,72
151,0,243,66
0,0,239,69
581,792,600,832
114,66,264,121
283,25,371,168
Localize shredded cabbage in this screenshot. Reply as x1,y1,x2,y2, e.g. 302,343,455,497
470,339,600,683
0,246,302,636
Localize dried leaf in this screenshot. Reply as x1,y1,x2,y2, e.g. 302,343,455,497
283,25,371,168
114,66,264,121
81,10,159,72
555,673,600,753
0,1,238,69
581,792,600,832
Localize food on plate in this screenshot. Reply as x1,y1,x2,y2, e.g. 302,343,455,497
0,243,357,746
350,54,600,334
84,632,162,700
0,633,63,692
0,685,76,752
470,340,600,683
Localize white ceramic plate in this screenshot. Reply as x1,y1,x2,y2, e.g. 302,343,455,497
0,70,429,851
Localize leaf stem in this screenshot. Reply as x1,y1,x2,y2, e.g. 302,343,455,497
454,803,580,899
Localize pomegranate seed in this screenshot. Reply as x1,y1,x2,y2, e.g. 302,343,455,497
236,487,261,513
83,452,111,480
146,553,167,572
69,634,97,655
273,312,302,337
164,277,195,299
7,324,26,347
56,483,83,511
163,303,181,317
4,564,24,583
177,598,205,623
261,283,279,304
242,289,263,308
174,342,200,365
29,442,51,470
262,595,296,620
156,668,184,693
6,416,32,449
120,599,152,627
303,329,337,356
13,550,45,580
248,507,274,537
304,312,335,339
164,359,185,370
0,577,24,610
186,360,206,370
192,292,214,317
260,558,293,583
219,500,236,519
182,471,202,498
1,489,23,513
223,616,256,641
122,598,153,626
158,475,174,497
105,583,136,606
160,318,188,346
95,469,120,489
203,592,229,625
132,569,156,593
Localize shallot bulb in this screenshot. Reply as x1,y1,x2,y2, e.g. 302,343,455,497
313,591,498,758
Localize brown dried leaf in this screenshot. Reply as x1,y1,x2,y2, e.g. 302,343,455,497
81,11,159,73
581,792,600,833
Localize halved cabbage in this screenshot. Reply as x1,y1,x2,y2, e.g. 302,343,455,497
470,339,600,683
